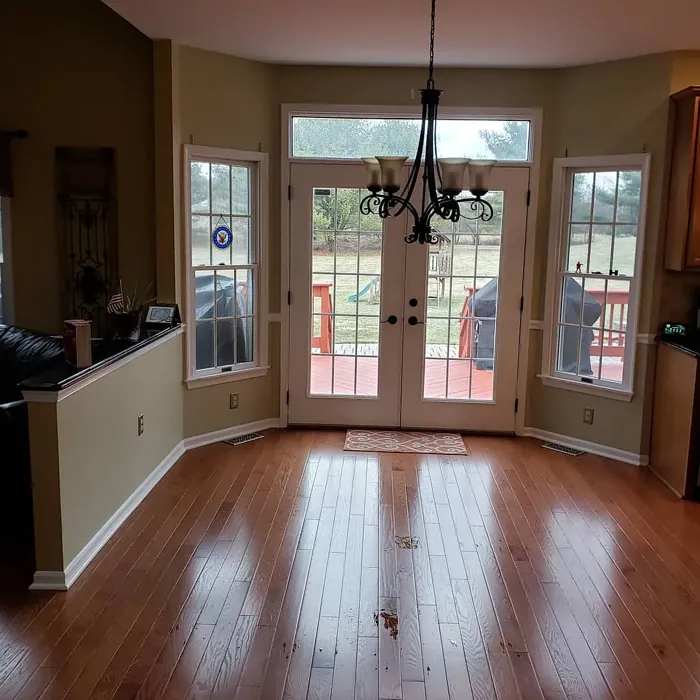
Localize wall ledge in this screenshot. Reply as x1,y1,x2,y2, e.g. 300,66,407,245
23,326,185,404
521,427,648,467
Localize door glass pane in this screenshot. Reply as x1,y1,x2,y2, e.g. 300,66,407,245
309,187,382,397
422,190,502,402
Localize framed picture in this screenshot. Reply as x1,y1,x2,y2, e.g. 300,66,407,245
143,303,181,336
145,305,177,324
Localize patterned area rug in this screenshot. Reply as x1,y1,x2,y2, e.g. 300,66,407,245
344,429,468,455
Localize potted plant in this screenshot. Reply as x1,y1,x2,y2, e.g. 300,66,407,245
108,281,155,340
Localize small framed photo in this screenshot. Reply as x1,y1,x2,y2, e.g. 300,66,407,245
145,305,177,324
143,304,181,336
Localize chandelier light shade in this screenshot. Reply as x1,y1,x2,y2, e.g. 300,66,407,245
360,0,496,244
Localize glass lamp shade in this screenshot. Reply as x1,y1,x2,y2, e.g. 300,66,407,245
467,160,496,196
376,157,408,193
437,158,469,196
362,157,382,193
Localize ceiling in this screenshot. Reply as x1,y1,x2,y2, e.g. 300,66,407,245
103,0,700,68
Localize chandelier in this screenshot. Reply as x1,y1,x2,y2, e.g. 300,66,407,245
360,0,495,245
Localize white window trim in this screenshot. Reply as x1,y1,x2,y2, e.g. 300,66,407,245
541,153,651,401
183,145,269,387
0,197,14,325
286,104,537,164
279,103,544,429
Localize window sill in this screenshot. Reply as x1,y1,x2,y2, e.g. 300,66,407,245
186,366,270,389
537,374,634,402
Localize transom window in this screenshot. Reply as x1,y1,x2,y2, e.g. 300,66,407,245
543,154,650,398
291,116,531,162
184,146,268,384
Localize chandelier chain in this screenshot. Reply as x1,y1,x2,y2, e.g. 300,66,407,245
428,0,436,88
360,0,495,244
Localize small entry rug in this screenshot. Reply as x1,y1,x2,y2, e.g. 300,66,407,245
344,429,468,455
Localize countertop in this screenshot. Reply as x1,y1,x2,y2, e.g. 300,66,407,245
20,325,182,392
658,335,700,358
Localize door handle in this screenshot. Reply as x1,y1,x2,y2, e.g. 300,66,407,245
381,315,398,325
407,316,424,326
409,298,418,307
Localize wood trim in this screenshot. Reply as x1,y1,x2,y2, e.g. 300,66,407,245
522,427,647,466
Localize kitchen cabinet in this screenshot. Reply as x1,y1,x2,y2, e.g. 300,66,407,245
650,339,700,498
665,86,700,270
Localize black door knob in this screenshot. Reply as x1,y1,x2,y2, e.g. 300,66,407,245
408,316,423,326
409,298,418,307
381,315,398,325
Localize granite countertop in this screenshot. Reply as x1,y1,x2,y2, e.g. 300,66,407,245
20,325,182,392
658,334,700,358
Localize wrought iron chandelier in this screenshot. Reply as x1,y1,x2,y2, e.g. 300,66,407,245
361,0,495,245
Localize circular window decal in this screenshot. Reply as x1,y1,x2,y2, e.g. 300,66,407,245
212,225,233,250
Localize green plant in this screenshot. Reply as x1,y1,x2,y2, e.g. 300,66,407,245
122,282,156,315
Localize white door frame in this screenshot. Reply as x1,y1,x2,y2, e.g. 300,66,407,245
279,103,544,433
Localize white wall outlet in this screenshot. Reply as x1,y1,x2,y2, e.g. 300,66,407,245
137,414,144,436
230,393,239,410
583,408,594,425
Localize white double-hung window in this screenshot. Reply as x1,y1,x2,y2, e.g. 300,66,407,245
542,154,650,400
184,146,268,386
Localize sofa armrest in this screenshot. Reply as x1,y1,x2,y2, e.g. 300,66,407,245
0,400,30,480
0,399,27,423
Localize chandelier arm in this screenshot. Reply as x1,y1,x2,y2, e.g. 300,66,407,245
425,102,442,213
433,104,443,193
361,192,420,224
453,195,495,221
395,99,428,215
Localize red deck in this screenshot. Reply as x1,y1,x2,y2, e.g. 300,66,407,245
310,356,494,400
309,355,624,400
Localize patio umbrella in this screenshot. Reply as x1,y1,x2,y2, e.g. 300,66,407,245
560,277,602,374
468,279,498,370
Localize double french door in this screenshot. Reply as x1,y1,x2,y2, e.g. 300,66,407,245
287,161,528,432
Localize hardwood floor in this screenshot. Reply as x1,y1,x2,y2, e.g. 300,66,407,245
3,429,700,699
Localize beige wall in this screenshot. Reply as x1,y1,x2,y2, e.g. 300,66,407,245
28,333,184,572
175,47,281,436
27,403,64,571
0,0,155,333
530,54,673,455
273,56,700,456
11,2,700,455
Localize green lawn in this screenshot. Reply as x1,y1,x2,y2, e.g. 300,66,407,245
312,237,636,346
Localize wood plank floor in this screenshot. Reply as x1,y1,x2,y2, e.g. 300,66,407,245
3,430,700,699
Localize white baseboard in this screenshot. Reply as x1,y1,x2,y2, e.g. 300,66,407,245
29,571,69,591
183,418,280,450
522,427,649,467
30,440,186,592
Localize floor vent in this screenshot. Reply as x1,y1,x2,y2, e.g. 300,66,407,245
542,442,585,457
223,432,264,447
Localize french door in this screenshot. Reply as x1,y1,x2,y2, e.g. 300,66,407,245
287,161,528,432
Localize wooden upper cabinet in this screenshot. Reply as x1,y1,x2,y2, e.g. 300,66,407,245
666,87,700,270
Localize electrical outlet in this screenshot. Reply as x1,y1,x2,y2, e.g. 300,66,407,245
137,414,144,436
230,393,239,410
583,407,594,425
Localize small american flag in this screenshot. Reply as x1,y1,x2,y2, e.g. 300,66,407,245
107,293,123,314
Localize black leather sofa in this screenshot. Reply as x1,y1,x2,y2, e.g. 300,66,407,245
0,325,63,580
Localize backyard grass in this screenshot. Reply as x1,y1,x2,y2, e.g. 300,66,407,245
311,237,636,347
